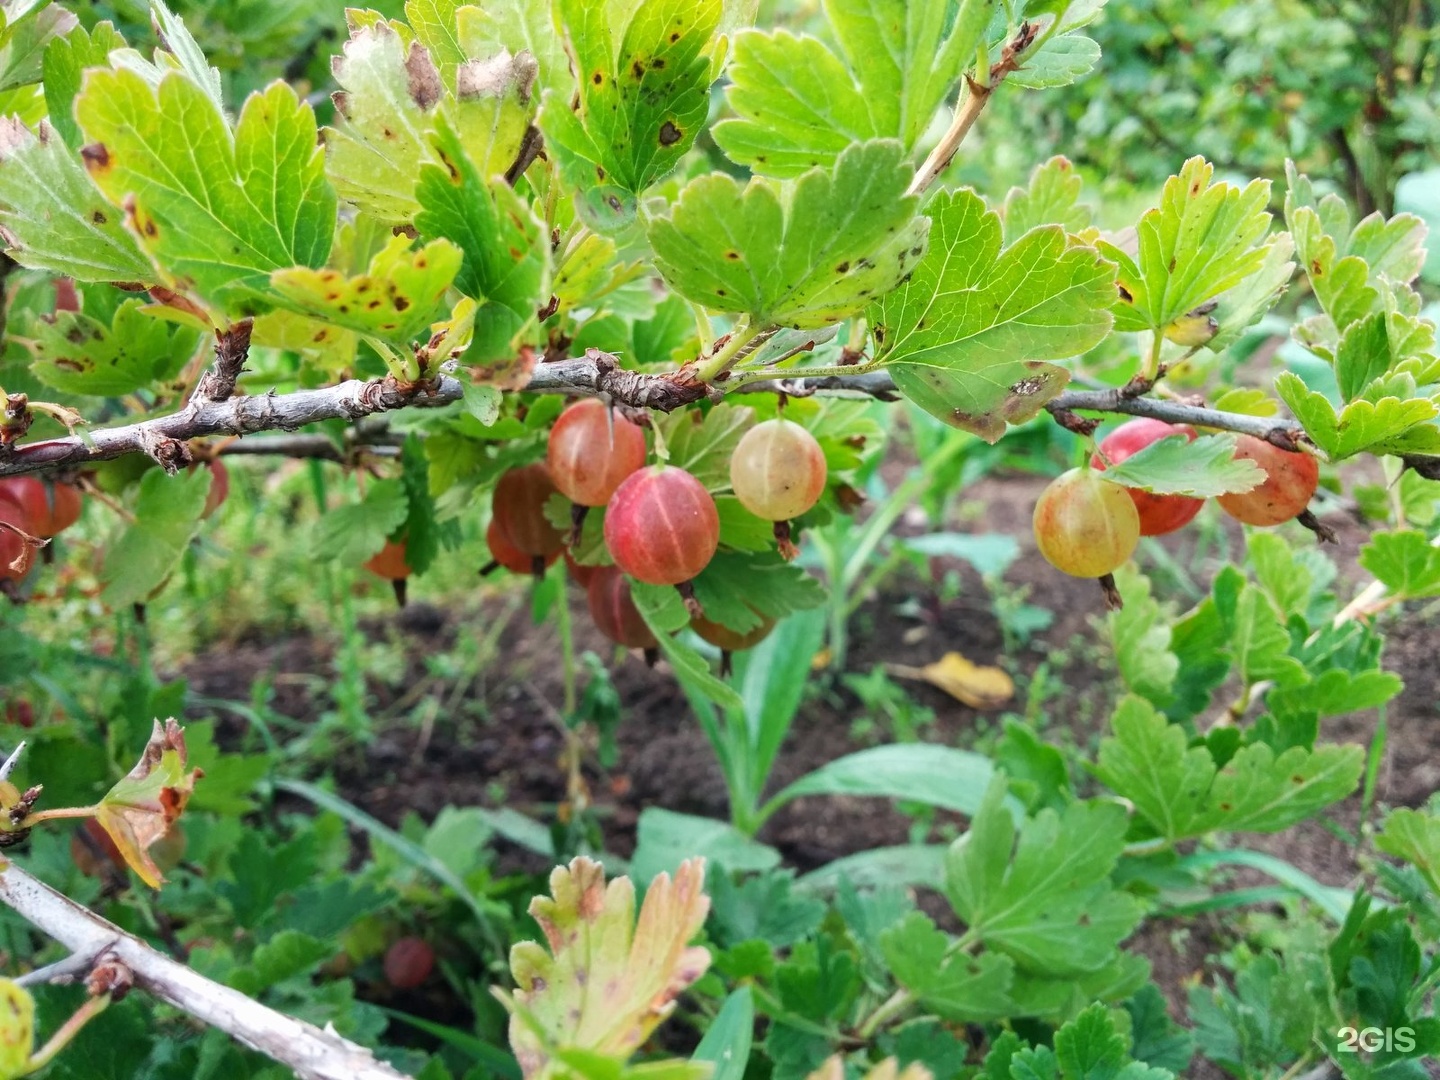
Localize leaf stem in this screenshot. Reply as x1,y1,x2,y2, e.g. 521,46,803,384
694,319,767,383
21,805,99,828
25,993,112,1072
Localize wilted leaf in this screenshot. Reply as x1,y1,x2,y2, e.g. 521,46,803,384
898,652,1014,709
0,979,33,1078
498,857,712,1080
94,718,202,888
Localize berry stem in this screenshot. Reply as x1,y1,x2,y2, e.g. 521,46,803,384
568,502,589,547
1296,509,1338,544
676,580,703,619
1099,573,1124,611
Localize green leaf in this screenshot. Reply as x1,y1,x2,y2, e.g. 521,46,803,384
542,0,722,232
1107,565,1178,707
415,118,548,361
945,779,1143,975
656,403,755,488
1008,34,1101,90
1246,531,1313,617
147,0,223,113
77,71,335,316
1125,985,1194,1074
270,235,460,344
229,931,331,995
1101,157,1275,333
25,298,200,396
0,0,75,94
1006,953,1153,1027
712,0,995,177
1102,433,1263,497
311,478,409,564
1215,580,1308,688
631,808,779,883
1276,371,1439,460
1206,232,1296,352
1095,695,1363,840
100,466,210,608
649,140,928,329
879,912,1016,1022
0,118,154,282
871,187,1114,442
708,869,824,948
1357,529,1440,600
1286,162,1429,331
691,551,825,636
691,988,753,1080
1335,310,1395,402
1003,155,1092,245
41,20,127,151
1376,808,1440,896
405,0,467,78
773,743,1001,819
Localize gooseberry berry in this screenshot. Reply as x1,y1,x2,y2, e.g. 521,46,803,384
692,612,774,652
565,553,597,588
1092,418,1204,536
493,464,566,559
1033,468,1140,578
383,937,435,990
483,518,556,577
365,539,411,580
71,819,123,879
729,419,828,522
603,466,719,586
1216,435,1320,526
587,566,656,649
547,399,647,507
0,477,82,539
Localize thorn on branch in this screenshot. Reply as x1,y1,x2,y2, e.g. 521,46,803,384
192,319,254,404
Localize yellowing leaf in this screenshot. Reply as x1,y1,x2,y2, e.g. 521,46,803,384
497,857,711,1080
897,653,1014,709
270,235,462,344
809,1059,932,1080
94,718,202,888
0,979,34,1080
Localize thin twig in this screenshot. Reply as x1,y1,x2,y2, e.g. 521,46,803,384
0,859,413,1080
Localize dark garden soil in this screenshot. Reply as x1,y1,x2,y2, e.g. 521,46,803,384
180,471,1440,1037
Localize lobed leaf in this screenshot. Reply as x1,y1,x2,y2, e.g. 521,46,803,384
0,117,154,282
945,778,1143,976
1102,157,1275,334
650,140,928,330
871,187,1115,441
1357,529,1440,600
99,465,211,609
1095,695,1363,841
498,857,712,1080
77,70,335,317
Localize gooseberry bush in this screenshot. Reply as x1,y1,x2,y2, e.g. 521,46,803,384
0,0,1435,1079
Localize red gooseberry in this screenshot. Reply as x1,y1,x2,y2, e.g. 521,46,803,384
692,612,774,652
493,464,566,559
547,399,647,507
1092,418,1204,537
587,566,657,649
1216,435,1320,527
1033,468,1140,579
565,552,597,588
484,519,556,577
365,539,411,580
0,477,82,539
603,466,719,586
383,937,435,990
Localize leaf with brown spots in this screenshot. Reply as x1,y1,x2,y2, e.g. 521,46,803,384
93,718,203,889
75,70,334,316
871,187,1114,442
25,293,202,396
496,857,711,1080
271,234,462,344
649,139,927,329
323,20,538,222
540,0,722,233
1098,156,1275,335
0,117,154,283
1096,694,1363,842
